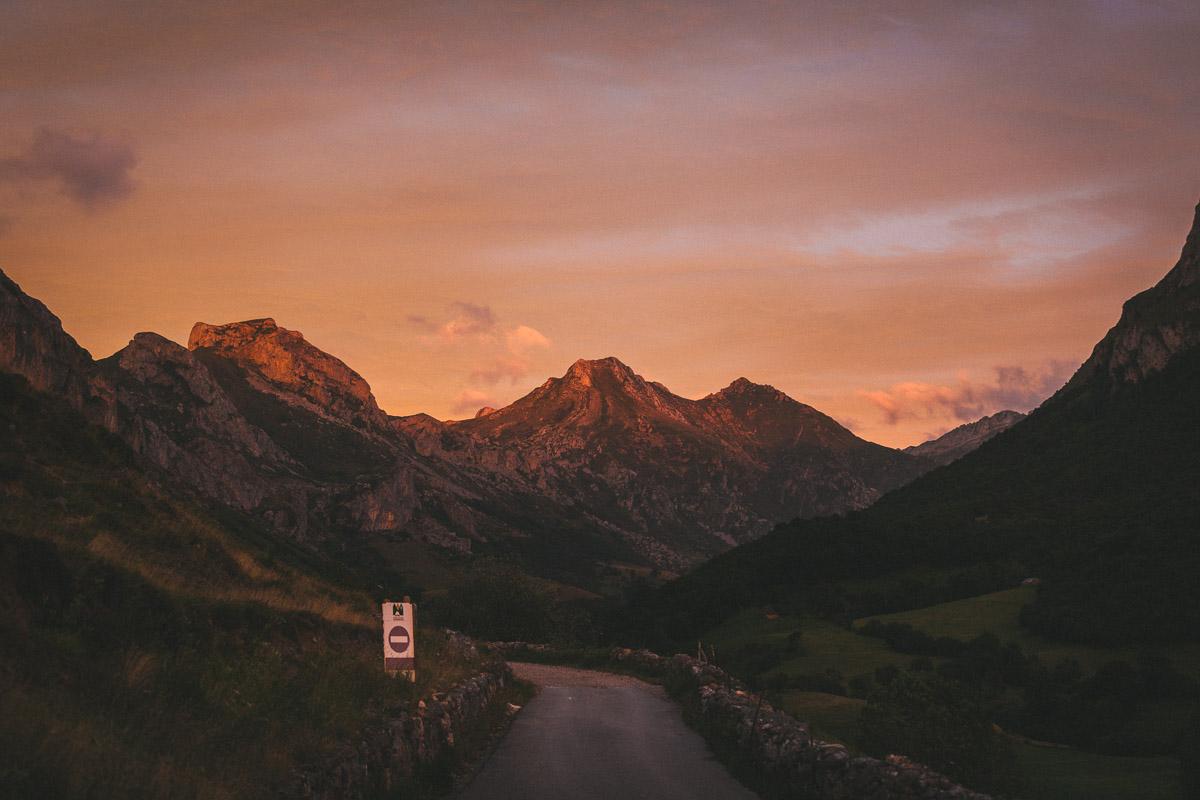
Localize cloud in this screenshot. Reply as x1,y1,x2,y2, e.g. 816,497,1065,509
410,301,553,394
506,324,551,353
470,324,552,385
861,361,1075,426
450,388,499,415
438,301,497,340
0,127,138,207
409,301,497,341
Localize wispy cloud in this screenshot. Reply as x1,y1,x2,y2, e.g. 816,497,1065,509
0,127,138,208
861,361,1075,426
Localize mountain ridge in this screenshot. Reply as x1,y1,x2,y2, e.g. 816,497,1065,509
0,279,966,574
903,410,1026,467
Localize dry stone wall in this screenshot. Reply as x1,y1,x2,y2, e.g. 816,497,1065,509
610,647,994,800
292,659,510,799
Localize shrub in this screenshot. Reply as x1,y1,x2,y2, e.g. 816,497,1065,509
860,671,1016,793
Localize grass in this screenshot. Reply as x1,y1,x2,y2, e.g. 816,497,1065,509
781,691,865,746
1011,741,1181,800
855,586,1200,674
699,598,1192,800
779,690,1184,800
702,608,924,683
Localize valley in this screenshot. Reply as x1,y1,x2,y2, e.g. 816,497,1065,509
3,3,1199,798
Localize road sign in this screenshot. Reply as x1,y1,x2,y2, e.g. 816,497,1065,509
387,624,410,653
382,601,416,679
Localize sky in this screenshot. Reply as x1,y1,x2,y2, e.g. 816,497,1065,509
1,1,1198,447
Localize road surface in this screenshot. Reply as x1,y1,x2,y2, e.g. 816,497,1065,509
456,662,760,800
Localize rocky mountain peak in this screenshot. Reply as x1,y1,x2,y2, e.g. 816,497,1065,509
1061,199,1200,392
709,377,790,403
474,406,497,418
116,332,191,374
188,318,279,350
188,317,386,431
1166,201,1200,289
564,356,638,386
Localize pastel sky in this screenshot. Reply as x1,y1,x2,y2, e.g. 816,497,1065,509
2,1,1198,446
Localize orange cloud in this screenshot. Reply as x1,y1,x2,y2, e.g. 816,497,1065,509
861,361,1076,426
410,302,552,398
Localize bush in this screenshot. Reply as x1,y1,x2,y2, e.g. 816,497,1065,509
860,671,1016,793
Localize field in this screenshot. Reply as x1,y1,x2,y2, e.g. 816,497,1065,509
703,608,928,683
855,586,1200,674
1011,742,1181,800
699,596,1189,800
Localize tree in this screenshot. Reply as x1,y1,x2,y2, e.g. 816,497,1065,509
1181,706,1200,800
859,671,1016,792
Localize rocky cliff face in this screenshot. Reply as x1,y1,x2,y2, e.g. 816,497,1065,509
92,331,315,533
1064,202,1200,392
0,271,933,574
904,410,1026,467
0,271,95,410
189,318,389,433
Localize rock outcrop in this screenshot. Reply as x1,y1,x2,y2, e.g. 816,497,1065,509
0,271,95,410
904,410,1026,467
189,318,389,433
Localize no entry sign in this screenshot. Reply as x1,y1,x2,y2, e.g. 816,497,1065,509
387,624,411,654
382,601,416,676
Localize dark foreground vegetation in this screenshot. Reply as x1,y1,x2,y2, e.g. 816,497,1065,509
0,373,507,798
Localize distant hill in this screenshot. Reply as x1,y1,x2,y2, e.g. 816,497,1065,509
635,200,1200,648
904,410,1026,467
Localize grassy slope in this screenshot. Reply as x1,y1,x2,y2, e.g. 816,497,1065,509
697,598,1186,800
641,344,1200,651
856,586,1200,674
0,373,483,799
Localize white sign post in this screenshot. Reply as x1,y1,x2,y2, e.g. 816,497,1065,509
382,599,416,682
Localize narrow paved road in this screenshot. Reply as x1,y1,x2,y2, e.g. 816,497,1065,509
457,662,760,800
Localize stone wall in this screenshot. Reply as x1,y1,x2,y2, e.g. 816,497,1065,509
610,647,993,800
292,659,511,799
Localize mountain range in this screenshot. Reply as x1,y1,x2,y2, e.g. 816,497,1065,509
0,278,978,581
